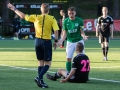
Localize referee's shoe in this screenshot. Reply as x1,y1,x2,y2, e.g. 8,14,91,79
34,76,48,88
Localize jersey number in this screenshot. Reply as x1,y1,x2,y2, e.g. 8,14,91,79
81,60,90,72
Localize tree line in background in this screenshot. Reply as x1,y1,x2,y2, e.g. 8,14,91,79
0,0,120,35
1,0,120,21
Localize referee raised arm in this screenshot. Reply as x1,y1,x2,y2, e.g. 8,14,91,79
7,3,59,88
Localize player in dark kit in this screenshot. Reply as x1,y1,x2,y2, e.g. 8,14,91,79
12,14,20,40
59,10,66,48
46,42,90,83
96,7,114,61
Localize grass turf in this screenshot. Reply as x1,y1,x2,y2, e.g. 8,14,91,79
0,39,120,90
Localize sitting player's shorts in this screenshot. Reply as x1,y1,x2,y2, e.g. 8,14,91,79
65,72,87,83
66,40,84,58
65,72,75,82
35,38,52,61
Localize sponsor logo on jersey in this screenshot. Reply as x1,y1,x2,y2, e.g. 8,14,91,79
68,29,77,33
102,23,107,25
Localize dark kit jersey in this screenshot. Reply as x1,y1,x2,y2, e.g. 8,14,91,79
97,16,113,36
72,54,90,82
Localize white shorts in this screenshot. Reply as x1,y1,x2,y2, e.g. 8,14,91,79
66,40,84,58
66,72,75,79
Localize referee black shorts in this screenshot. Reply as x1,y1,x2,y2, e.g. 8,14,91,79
35,38,52,61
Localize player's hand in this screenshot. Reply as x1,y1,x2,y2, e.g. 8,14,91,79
53,42,57,50
96,33,99,37
58,39,63,45
83,35,89,40
7,3,16,11
53,41,61,50
60,79,67,83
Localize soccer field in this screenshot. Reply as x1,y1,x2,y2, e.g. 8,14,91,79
0,39,120,90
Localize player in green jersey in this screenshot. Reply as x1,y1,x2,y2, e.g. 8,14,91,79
59,7,88,72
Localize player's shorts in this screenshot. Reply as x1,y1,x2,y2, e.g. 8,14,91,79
99,35,110,43
66,40,84,58
35,38,52,61
66,72,87,83
13,27,19,33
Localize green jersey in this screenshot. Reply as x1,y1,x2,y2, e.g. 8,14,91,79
63,17,84,42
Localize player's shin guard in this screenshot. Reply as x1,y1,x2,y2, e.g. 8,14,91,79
66,62,71,72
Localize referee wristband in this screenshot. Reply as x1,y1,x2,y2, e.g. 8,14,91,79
54,39,58,43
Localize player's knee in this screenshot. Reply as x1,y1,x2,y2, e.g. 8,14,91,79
102,47,105,50
44,61,51,66
58,69,64,74
58,69,62,75
67,58,72,62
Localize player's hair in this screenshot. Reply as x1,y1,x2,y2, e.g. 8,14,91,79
102,7,108,10
41,3,50,13
60,10,65,13
68,7,76,12
76,42,84,52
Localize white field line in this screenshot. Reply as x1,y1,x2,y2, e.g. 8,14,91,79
90,78,120,83
0,64,120,83
91,66,120,68
0,64,55,73
1,64,120,69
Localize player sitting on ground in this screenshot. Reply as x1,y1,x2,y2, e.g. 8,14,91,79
46,42,90,83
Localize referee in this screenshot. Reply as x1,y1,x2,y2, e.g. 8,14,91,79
7,3,59,88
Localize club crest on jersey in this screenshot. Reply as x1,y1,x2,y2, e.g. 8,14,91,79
75,23,78,27
106,19,109,22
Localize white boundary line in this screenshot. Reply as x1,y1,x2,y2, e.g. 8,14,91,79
91,66,120,68
0,64,120,83
90,78,120,83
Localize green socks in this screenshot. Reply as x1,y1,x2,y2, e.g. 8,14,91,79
66,62,71,72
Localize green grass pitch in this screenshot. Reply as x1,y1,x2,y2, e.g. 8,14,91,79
0,39,120,90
